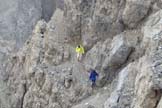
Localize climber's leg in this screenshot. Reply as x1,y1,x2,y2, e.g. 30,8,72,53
77,53,80,61
79,53,82,61
91,80,96,88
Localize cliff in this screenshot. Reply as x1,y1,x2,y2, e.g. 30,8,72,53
0,0,162,108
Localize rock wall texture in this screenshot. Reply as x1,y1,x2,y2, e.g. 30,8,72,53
1,0,162,108
0,0,42,47
0,0,57,48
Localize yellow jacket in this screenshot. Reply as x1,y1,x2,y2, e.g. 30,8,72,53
75,46,85,54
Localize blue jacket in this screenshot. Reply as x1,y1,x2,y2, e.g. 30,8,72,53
89,70,99,81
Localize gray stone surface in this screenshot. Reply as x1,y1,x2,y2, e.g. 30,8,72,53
64,0,125,48
104,62,138,108
0,0,42,48
157,98,162,108
1,0,162,108
102,34,132,71
41,0,56,22
122,0,153,28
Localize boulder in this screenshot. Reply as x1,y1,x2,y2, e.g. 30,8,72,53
102,34,132,70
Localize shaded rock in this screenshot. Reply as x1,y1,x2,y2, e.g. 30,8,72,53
41,0,56,22
0,0,42,48
157,97,162,108
2,1,162,108
87,105,95,108
92,0,125,39
65,0,125,48
104,62,138,108
122,0,153,28
102,34,132,71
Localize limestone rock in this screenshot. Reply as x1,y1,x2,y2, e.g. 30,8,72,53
143,10,162,53
1,1,162,108
157,97,162,108
122,0,153,28
65,0,125,48
0,0,42,48
102,34,132,71
142,10,162,90
130,9,162,108
131,57,161,108
104,62,138,108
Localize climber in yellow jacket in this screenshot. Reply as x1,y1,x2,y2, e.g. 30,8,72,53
75,45,85,61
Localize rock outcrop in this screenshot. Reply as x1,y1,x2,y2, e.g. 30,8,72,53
1,0,162,108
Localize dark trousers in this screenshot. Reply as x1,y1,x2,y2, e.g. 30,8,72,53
91,79,96,88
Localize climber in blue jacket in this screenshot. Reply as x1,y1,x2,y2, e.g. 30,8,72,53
88,68,99,88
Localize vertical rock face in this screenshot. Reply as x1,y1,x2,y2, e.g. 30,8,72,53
102,34,132,70
122,0,154,28
1,0,162,108
0,0,57,90
0,0,57,48
0,0,42,47
64,0,125,49
104,63,138,108
131,57,161,108
41,0,56,22
0,2,42,106
103,9,162,108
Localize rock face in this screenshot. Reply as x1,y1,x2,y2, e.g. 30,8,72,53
0,0,57,48
64,0,125,49
1,0,162,108
0,0,42,47
122,0,153,28
102,34,132,70
41,0,56,22
104,63,138,108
